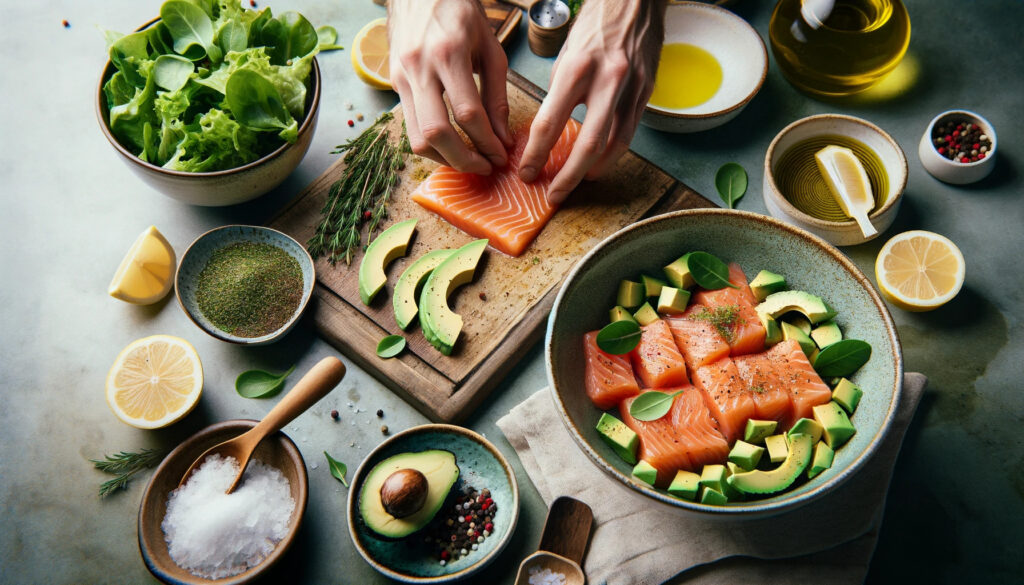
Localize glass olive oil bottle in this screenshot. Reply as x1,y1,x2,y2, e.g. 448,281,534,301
769,0,910,96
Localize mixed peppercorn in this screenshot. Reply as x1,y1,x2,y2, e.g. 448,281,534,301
932,119,992,164
423,486,497,566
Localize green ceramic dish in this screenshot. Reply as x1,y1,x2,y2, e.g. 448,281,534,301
545,209,903,517
347,424,519,582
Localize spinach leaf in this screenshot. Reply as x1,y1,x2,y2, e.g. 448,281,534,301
686,251,738,290
235,364,296,398
217,19,249,54
160,0,220,62
225,69,298,141
629,389,685,421
153,54,194,91
715,162,748,209
260,11,318,65
146,22,176,56
376,335,406,358
316,25,344,51
813,339,872,377
596,320,642,355
324,451,349,487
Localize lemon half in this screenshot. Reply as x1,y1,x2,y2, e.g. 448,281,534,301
108,226,176,305
106,335,203,429
352,18,392,90
875,230,965,311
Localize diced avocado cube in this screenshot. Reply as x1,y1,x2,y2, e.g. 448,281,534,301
726,461,743,475
617,279,645,309
787,418,824,443
657,286,691,316
749,270,786,302
812,401,857,449
807,440,835,479
663,252,697,289
595,413,638,465
758,313,782,346
728,440,765,471
744,419,778,444
609,305,637,324
667,470,701,501
641,274,668,298
633,302,659,326
700,464,741,499
832,378,864,414
811,320,843,349
756,290,837,325
699,486,729,505
631,460,659,486
781,321,816,358
765,434,789,463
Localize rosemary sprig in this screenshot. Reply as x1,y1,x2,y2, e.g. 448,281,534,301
91,448,164,497
307,112,410,264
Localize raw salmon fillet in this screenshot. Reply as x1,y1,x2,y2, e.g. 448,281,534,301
759,339,832,423
692,357,756,443
620,390,693,486
583,330,640,410
666,305,731,370
733,351,795,427
410,119,581,257
692,263,766,357
669,386,730,471
630,319,689,388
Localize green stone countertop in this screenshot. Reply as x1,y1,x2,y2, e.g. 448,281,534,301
1,1,1020,583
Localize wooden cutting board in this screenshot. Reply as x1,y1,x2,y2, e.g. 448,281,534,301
269,71,714,422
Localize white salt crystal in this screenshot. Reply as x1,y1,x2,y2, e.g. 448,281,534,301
528,566,567,585
161,454,295,579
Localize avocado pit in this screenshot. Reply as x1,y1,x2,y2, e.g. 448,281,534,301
380,468,429,518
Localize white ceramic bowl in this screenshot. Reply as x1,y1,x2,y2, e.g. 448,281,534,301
918,109,997,185
640,2,767,133
763,114,907,246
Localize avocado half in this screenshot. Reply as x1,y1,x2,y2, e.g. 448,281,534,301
359,450,460,540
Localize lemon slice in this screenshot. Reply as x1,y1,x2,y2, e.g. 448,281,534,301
352,17,391,90
108,226,176,305
875,230,965,311
106,335,203,429
814,145,878,238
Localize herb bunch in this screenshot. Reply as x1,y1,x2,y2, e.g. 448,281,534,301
92,448,164,497
307,113,410,264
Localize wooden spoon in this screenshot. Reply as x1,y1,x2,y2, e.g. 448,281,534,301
178,356,346,493
515,496,594,585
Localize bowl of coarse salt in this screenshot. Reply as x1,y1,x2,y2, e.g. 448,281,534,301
138,420,308,584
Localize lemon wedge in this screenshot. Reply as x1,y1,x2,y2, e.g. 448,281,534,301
875,230,965,311
352,18,391,90
106,335,203,429
108,226,176,305
814,145,878,238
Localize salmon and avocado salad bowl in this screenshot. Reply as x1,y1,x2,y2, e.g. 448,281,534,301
546,209,903,516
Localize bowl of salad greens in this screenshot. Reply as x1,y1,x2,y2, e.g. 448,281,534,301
96,1,323,206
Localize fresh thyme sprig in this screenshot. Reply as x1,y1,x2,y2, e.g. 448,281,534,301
92,448,164,497
307,112,410,264
692,305,740,343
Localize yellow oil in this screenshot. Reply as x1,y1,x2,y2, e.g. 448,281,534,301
769,0,910,96
649,43,723,109
774,135,889,222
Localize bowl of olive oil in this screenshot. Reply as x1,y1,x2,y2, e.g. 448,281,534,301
641,2,768,133
763,114,907,246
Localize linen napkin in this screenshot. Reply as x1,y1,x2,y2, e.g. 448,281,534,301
497,373,926,585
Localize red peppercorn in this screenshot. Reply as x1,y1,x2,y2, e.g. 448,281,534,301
440,550,449,560
348,120,355,127
952,131,960,138
474,530,481,537
485,522,494,532
363,210,372,219
250,0,257,6
945,135,952,142
937,147,945,155
956,124,963,131
485,498,493,505
481,503,489,511
330,409,339,420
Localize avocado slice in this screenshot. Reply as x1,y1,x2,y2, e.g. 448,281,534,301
832,378,864,413
663,252,698,289
596,413,639,465
810,320,843,349
418,239,488,355
807,440,835,479
758,312,782,346
749,270,786,301
728,440,765,471
392,249,455,330
727,433,813,494
781,321,816,358
641,274,668,298
657,286,691,316
699,486,729,505
609,305,638,324
631,460,659,486
358,219,417,305
633,302,659,326
756,290,837,325
764,434,789,463
358,450,460,540
667,470,701,501
743,419,778,444
813,401,856,449
617,279,645,309
787,417,824,443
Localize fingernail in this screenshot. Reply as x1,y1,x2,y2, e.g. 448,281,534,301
547,189,567,204
489,154,507,168
520,166,537,182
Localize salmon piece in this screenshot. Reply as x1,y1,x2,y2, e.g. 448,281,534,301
733,351,795,427
630,319,689,388
669,386,730,470
692,263,766,357
620,391,693,487
410,119,581,257
692,358,756,443
760,339,833,423
665,305,731,370
583,331,640,410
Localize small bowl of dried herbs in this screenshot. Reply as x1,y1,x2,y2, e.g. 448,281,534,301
175,225,314,345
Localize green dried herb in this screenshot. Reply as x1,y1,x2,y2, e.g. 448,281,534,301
92,448,164,497
692,305,740,343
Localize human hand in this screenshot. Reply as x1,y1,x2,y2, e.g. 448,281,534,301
388,0,511,175
519,0,666,203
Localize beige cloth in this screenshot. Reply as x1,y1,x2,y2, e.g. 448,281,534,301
497,373,926,585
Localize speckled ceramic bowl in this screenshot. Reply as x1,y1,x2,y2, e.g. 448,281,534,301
175,225,315,345
546,209,903,518
347,424,520,583
96,18,320,207
640,2,768,133
918,109,997,185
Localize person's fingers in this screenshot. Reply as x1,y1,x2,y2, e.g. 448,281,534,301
479,41,512,148
393,70,444,164
519,67,587,182
546,85,619,204
412,80,492,175
587,84,646,179
439,58,508,168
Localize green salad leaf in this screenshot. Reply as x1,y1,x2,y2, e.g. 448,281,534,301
715,162,748,209
316,25,344,51
324,451,349,487
686,251,739,290
225,69,298,142
597,320,642,355
235,364,296,398
629,389,685,422
153,55,194,91
813,339,872,377
160,0,221,62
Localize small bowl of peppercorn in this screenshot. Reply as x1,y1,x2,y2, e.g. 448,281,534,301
175,225,315,346
918,109,997,185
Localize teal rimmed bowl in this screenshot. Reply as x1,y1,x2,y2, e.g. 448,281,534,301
175,225,315,345
546,209,903,517
347,424,519,583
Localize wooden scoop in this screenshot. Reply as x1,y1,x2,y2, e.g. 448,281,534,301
515,496,594,585
178,356,346,493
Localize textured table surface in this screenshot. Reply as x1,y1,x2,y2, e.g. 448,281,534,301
1,1,1020,583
